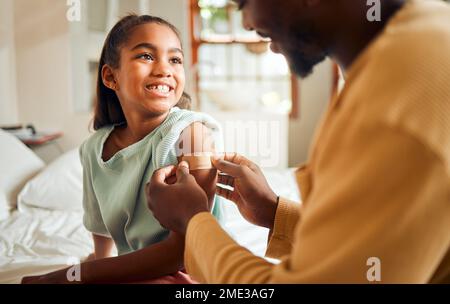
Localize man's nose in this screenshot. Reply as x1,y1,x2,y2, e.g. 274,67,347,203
242,9,254,31
270,42,281,54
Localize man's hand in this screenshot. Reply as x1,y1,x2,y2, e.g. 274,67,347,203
146,162,210,235
212,153,278,230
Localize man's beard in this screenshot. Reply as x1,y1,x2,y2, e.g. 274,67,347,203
280,23,328,78
287,47,328,77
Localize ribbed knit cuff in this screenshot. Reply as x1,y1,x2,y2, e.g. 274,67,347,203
266,197,301,259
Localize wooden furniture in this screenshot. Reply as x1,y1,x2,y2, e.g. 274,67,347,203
20,132,63,147
1,125,64,163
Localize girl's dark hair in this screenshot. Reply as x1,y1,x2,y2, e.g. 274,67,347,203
93,14,191,130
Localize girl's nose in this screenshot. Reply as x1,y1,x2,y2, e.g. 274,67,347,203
152,61,172,78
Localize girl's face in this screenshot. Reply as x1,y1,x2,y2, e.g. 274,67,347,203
111,23,185,117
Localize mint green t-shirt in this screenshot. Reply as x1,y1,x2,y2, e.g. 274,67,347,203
79,107,223,255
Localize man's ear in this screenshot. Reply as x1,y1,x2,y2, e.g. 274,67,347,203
101,64,118,91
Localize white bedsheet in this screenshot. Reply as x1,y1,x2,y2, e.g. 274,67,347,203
0,209,92,283
0,168,300,284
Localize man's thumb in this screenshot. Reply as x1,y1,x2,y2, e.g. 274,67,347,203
211,156,242,177
176,161,190,181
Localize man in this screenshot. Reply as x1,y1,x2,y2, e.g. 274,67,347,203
146,0,450,283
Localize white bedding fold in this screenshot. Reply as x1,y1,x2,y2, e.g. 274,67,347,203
0,209,92,283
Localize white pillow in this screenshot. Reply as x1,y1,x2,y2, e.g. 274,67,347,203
18,148,83,212
0,129,45,217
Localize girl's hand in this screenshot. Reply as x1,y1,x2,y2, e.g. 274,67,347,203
21,267,79,284
21,275,45,284
84,253,97,262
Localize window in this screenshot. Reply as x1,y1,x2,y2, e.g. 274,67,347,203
189,0,300,118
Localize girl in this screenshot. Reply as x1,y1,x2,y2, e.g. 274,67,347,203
22,14,223,284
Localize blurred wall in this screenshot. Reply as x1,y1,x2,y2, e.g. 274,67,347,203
289,60,333,166
0,0,19,125
13,0,91,151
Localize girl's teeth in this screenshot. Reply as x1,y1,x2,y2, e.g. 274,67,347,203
149,85,170,93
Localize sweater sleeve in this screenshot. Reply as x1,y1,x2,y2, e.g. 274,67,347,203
265,197,301,259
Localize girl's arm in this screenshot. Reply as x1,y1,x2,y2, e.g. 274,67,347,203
85,234,115,261
177,122,218,209
22,231,184,284
81,232,184,283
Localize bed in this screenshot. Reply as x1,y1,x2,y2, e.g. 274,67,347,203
0,129,300,284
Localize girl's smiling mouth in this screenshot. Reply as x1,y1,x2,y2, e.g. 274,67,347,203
145,82,175,98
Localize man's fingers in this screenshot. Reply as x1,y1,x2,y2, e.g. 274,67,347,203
166,175,177,185
176,161,191,181
227,153,260,172
216,185,239,203
151,165,177,183
218,173,235,187
212,152,261,174
220,152,255,167
221,152,241,163
147,165,177,197
211,155,244,177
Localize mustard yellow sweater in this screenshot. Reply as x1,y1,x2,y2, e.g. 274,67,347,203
185,0,450,283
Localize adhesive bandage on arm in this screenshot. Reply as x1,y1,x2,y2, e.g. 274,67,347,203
181,154,214,170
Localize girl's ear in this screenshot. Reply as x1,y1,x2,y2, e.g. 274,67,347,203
102,65,118,91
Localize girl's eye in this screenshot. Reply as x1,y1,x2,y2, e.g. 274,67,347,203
170,57,183,65
138,53,154,61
